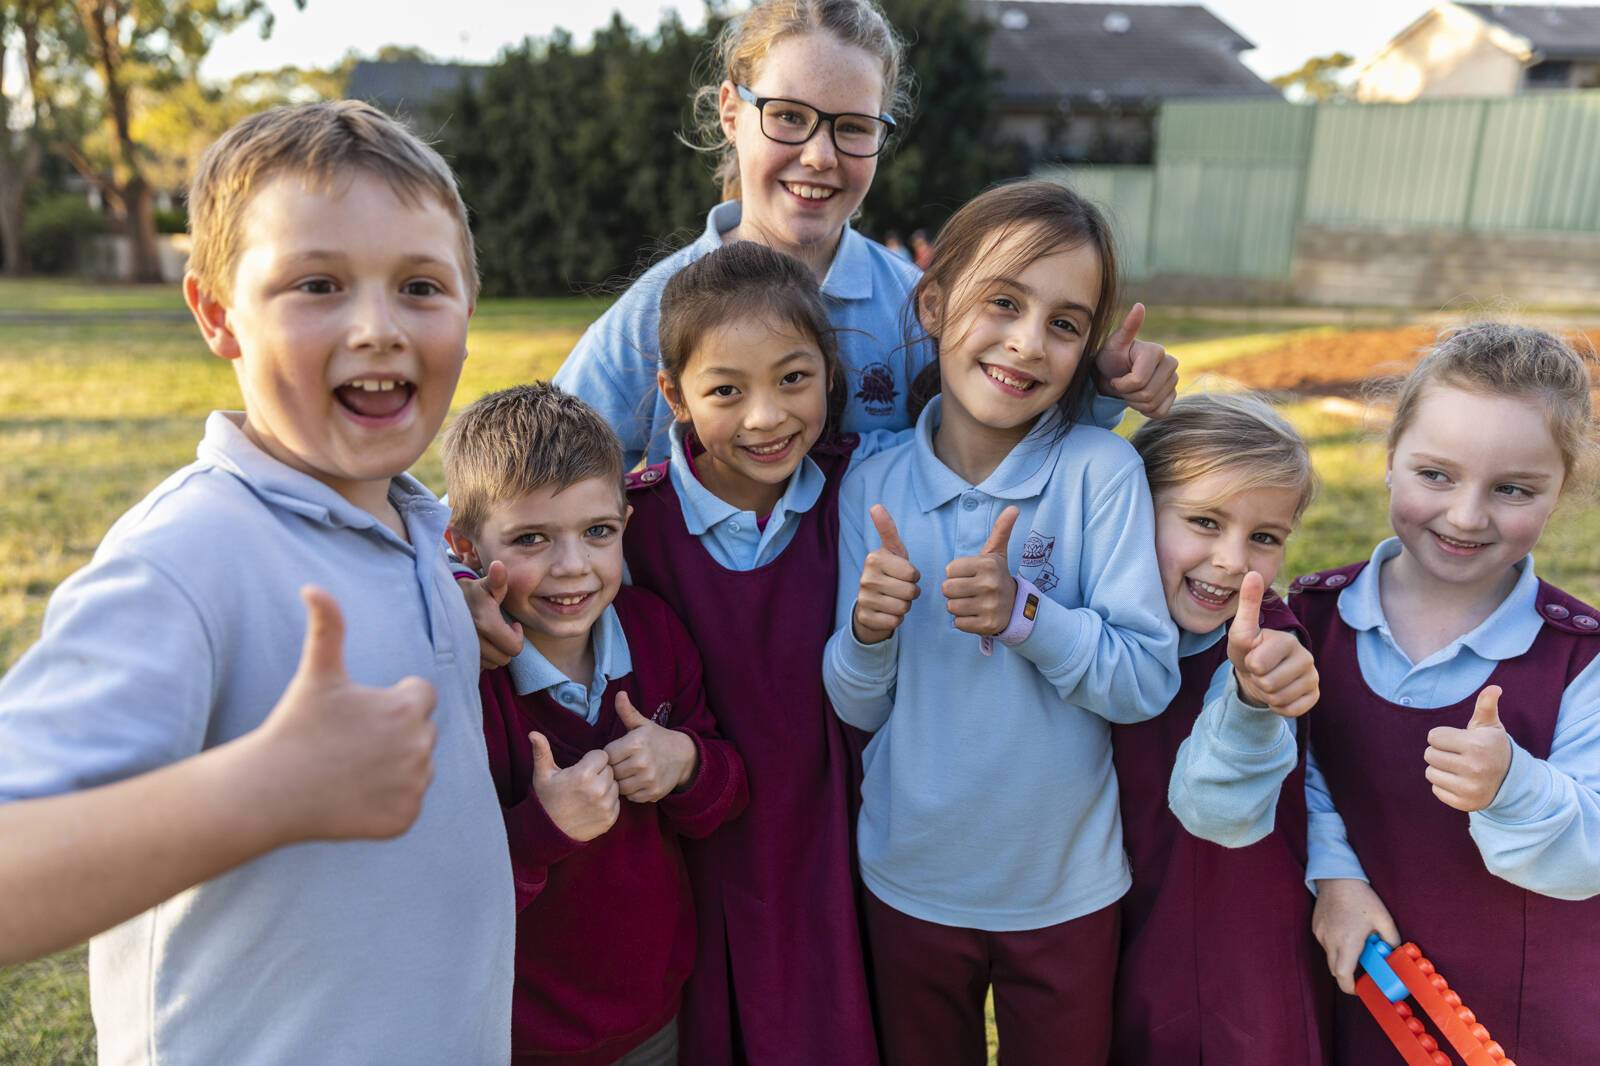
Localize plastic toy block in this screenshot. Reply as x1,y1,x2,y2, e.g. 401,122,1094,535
1356,975,1450,1066
1387,943,1514,1066
1361,934,1409,1002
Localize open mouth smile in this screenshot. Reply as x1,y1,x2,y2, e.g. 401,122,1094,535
1184,577,1237,609
335,376,416,424
537,592,596,616
738,433,800,465
782,181,838,203
982,364,1039,395
1429,530,1490,555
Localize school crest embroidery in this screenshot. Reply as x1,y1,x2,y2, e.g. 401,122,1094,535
1019,530,1059,593
652,702,672,726
855,362,898,416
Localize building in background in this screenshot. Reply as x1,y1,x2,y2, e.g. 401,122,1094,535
1356,3,1600,102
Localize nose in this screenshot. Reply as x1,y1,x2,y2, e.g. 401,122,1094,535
1212,534,1248,576
1447,491,1490,532
1006,318,1046,363
743,390,785,432
800,122,839,171
348,285,403,353
548,536,591,577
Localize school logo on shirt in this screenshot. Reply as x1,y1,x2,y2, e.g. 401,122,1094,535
652,702,672,726
1020,530,1059,593
855,362,898,416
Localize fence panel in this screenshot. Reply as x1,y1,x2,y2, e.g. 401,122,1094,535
1470,93,1600,232
1036,165,1155,279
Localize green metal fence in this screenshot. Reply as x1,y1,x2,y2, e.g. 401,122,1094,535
1041,90,1600,282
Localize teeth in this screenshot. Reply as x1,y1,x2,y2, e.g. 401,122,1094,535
1435,532,1485,548
785,182,835,200
546,594,587,606
983,365,1036,391
345,378,403,392
1190,578,1235,600
745,437,792,455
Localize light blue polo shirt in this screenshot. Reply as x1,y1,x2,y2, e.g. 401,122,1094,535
0,412,514,1064
1304,538,1600,900
554,200,927,467
823,397,1180,930
507,605,632,725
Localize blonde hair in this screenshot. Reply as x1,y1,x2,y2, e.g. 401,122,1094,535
1132,392,1318,521
1387,322,1595,484
187,100,478,304
689,0,912,199
441,384,625,538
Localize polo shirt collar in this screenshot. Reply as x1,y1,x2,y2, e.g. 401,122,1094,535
666,421,825,534
1339,536,1541,662
699,200,872,301
507,603,633,697
908,397,1065,513
1179,625,1226,658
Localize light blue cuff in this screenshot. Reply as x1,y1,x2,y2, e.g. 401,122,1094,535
1478,737,1555,824
834,616,900,685
1306,811,1371,886
1210,665,1295,754
1009,592,1090,675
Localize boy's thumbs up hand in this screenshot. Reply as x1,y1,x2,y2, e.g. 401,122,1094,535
604,692,698,804
257,587,438,844
942,506,1020,637
853,504,921,645
1425,685,1512,812
1094,302,1178,418
457,560,525,671
1227,572,1319,718
529,730,620,842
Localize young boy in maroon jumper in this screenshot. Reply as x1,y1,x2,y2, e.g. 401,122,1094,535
442,383,747,1066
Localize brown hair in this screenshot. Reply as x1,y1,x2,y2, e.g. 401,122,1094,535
658,240,848,435
187,99,478,304
689,0,912,199
906,179,1121,430
1132,392,1318,521
1387,322,1595,484
441,383,625,538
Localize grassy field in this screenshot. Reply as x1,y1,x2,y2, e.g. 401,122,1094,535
2,280,1598,1062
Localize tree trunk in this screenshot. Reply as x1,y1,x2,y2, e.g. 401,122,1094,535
124,177,161,283
0,181,29,277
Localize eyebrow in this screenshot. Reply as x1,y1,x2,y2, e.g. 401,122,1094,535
1412,452,1554,482
984,275,1094,316
281,251,455,269
699,349,821,377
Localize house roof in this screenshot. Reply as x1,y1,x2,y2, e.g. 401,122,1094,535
345,60,487,119
1459,3,1600,60
977,1,1281,106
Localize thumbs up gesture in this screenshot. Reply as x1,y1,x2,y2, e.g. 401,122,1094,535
528,731,620,841
603,692,699,803
1093,302,1179,418
1226,572,1319,718
1424,685,1512,812
259,587,438,842
456,560,525,670
942,507,1020,637
853,504,922,645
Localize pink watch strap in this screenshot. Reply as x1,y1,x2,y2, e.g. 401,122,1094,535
980,576,1042,656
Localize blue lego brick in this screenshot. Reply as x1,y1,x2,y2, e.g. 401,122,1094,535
1359,933,1408,1003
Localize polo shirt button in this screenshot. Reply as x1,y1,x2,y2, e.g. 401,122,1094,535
1575,614,1599,630
1545,603,1571,620
729,521,742,533
1400,697,1412,706
962,496,979,511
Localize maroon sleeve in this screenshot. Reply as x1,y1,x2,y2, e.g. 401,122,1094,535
480,670,586,911
653,605,749,839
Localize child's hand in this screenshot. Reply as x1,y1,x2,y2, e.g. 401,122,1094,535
528,731,619,842
604,692,698,804
1425,685,1512,812
258,587,438,842
1227,571,1319,718
1093,302,1179,419
457,560,524,670
853,505,921,645
942,507,1020,636
1312,877,1402,994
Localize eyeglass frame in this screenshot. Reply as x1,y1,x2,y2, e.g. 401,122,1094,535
734,84,897,158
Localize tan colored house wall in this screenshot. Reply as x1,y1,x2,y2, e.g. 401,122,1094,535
1356,5,1526,102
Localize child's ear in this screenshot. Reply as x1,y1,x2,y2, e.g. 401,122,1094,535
184,273,240,362
443,527,483,572
717,80,741,141
657,369,692,424
621,503,634,533
915,283,942,339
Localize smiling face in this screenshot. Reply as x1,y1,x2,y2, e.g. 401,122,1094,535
661,311,830,516
926,227,1102,447
719,32,884,271
187,170,472,515
1386,384,1565,597
1154,471,1302,635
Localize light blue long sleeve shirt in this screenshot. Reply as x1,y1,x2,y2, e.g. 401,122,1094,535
554,201,927,468
1305,538,1600,901
1167,627,1299,848
823,398,1180,931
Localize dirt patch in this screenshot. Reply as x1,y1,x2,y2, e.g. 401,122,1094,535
1208,326,1600,401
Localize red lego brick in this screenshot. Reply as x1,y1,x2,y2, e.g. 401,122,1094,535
1357,973,1451,1066
1388,943,1514,1066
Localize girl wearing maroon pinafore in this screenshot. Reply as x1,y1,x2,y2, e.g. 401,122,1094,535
1296,324,1600,1066
1113,393,1330,1066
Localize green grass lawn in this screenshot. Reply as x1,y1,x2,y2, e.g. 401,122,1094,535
2,280,1597,1061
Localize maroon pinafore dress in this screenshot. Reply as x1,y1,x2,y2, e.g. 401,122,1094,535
1294,561,1600,1066
623,436,878,1066
1112,594,1330,1066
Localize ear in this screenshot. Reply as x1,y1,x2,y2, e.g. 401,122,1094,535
620,503,634,534
443,527,483,572
184,273,240,361
915,282,943,339
658,368,693,424
718,80,741,141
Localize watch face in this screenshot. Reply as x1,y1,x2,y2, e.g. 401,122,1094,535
1023,594,1038,621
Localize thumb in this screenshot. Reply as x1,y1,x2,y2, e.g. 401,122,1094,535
615,691,651,730
528,731,558,782
295,586,348,683
1468,685,1504,731
481,559,511,606
871,504,908,558
982,506,1019,557
1103,301,1146,358
1229,571,1265,651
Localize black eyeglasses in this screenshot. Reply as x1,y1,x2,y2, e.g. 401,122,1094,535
736,85,895,158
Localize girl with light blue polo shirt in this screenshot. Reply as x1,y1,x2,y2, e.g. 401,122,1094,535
822,179,1181,1065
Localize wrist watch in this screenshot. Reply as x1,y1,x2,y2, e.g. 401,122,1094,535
980,576,1042,656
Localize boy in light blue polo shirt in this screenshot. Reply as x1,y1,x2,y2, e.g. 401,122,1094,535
0,101,514,1063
